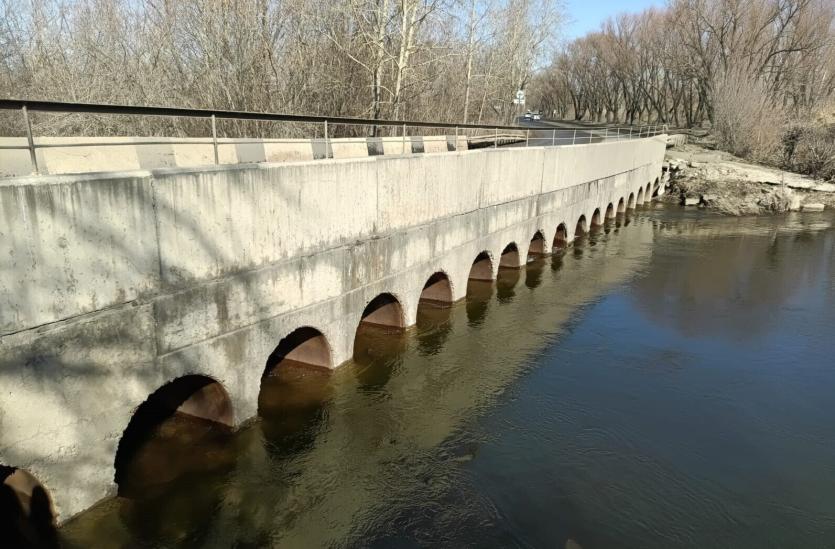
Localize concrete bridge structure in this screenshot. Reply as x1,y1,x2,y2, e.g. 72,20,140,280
0,134,666,524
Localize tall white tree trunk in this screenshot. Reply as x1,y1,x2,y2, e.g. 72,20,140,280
462,0,477,123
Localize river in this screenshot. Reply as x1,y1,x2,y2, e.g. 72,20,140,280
61,204,835,548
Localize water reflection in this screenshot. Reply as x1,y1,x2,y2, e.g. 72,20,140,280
415,303,453,356
496,268,520,303
60,207,835,549
524,257,545,289
550,251,565,273
633,212,835,340
572,237,587,258
259,363,334,458
465,280,493,326
352,325,409,392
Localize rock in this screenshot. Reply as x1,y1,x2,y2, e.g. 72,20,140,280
789,193,802,211
802,203,825,212
683,197,700,206
700,194,718,203
688,160,705,168
759,187,795,212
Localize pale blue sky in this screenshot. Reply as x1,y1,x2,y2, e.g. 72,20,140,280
564,0,667,38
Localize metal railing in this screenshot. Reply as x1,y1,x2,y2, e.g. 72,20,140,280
0,99,668,175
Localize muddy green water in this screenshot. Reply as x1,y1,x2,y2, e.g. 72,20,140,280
62,205,835,548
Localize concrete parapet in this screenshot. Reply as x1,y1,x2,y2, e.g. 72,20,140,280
0,135,471,178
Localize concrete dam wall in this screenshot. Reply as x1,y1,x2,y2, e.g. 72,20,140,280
0,136,666,521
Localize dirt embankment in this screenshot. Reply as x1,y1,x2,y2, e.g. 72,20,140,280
662,143,834,215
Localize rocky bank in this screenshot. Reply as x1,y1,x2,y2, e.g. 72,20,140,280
662,142,835,215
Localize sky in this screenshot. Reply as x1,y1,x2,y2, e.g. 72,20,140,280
563,0,667,39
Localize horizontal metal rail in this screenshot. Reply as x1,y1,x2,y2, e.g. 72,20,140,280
0,98,667,176
0,99,530,131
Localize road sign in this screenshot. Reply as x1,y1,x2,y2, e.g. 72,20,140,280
515,89,525,101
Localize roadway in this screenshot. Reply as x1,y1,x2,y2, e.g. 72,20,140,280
512,117,623,147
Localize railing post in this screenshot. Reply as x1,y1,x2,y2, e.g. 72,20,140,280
402,123,407,154
494,127,498,149
455,125,460,150
324,119,331,159
551,129,556,146
572,129,577,145
22,105,39,175
525,128,529,147
211,114,219,164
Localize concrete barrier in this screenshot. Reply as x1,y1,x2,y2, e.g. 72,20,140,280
0,136,667,521
0,135,470,177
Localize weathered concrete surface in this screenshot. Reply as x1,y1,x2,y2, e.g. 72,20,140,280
0,136,666,522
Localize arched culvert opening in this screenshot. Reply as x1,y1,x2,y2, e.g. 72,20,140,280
467,252,494,326
419,272,453,307
605,203,615,220
499,243,521,269
353,294,409,391
652,177,661,197
637,188,645,205
528,231,548,258
263,327,332,376
358,292,406,329
575,216,588,239
627,192,636,209
468,251,494,282
113,375,234,494
258,328,334,455
617,197,626,214
591,208,602,228
1,466,57,547
553,223,569,250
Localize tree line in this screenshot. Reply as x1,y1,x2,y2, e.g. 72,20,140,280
532,0,834,176
0,0,561,137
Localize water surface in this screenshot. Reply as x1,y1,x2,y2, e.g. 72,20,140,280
63,205,835,548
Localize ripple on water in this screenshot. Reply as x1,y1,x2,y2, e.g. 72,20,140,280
59,207,835,548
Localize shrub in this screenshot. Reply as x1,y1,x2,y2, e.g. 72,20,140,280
788,125,835,181
713,69,785,163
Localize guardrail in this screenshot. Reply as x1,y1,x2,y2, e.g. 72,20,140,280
0,99,667,175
